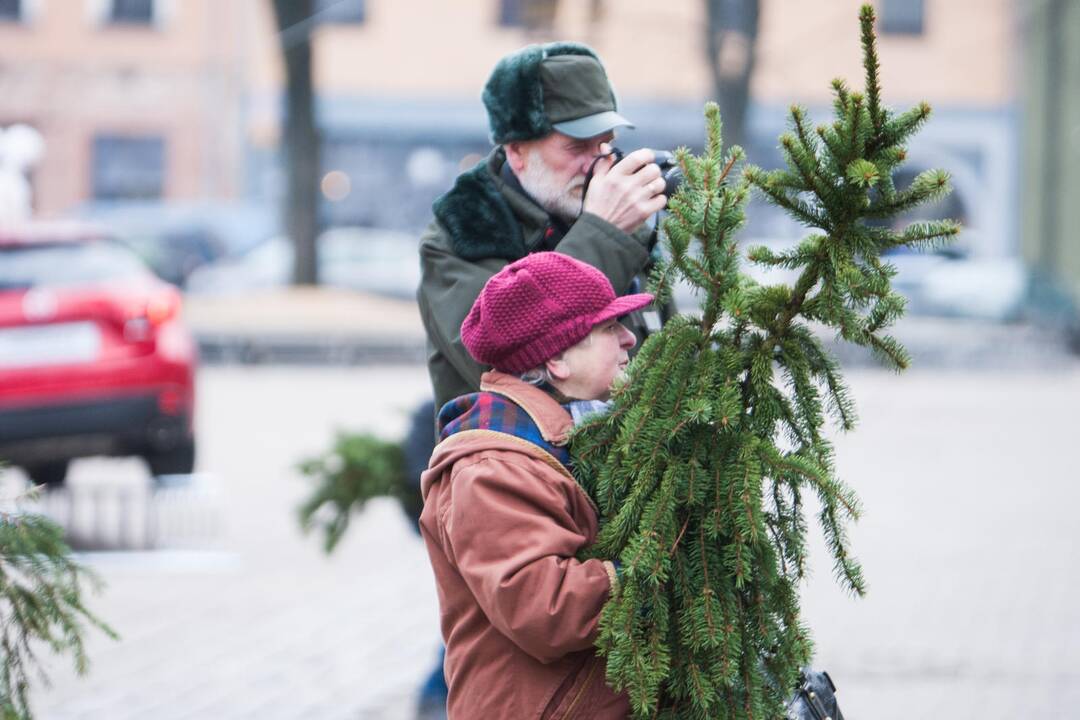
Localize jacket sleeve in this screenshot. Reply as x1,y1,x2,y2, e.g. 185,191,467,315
443,454,616,664
555,212,653,296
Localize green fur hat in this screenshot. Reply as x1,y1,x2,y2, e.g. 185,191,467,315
482,42,633,144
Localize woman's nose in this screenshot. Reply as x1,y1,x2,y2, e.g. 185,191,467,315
618,324,636,349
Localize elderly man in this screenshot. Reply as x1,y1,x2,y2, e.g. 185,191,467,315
418,41,671,414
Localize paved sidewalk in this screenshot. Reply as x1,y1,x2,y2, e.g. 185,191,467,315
32,502,437,720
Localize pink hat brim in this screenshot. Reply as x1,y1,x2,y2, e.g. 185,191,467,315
587,292,655,328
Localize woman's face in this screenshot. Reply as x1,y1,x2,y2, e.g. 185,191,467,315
554,318,637,401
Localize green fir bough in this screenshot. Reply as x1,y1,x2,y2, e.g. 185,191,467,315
570,6,959,718
0,497,116,719
298,432,419,553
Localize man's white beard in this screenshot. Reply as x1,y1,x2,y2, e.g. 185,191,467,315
516,149,585,224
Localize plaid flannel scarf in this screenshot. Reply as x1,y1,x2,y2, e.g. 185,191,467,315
437,391,571,468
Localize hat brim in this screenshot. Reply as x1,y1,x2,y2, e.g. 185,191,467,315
589,292,654,328
552,110,635,139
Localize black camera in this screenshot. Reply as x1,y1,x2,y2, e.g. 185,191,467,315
611,147,684,199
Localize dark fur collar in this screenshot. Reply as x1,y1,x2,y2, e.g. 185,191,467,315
432,153,529,262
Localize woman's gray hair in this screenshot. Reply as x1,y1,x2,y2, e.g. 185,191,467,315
519,365,554,386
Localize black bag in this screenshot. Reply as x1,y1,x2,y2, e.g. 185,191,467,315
786,669,844,720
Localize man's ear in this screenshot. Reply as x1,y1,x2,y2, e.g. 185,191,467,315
504,141,528,174
545,353,570,381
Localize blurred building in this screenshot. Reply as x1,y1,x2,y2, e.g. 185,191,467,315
0,0,249,216
1020,0,1080,334
2,0,1023,281
242,0,1017,274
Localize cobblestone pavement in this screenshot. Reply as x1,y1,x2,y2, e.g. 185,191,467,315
11,361,1080,719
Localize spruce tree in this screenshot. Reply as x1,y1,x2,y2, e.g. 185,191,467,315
570,6,959,718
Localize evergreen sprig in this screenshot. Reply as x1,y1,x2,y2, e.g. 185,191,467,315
0,491,116,720
297,432,413,553
570,6,958,718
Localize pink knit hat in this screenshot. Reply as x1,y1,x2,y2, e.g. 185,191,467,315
461,252,654,374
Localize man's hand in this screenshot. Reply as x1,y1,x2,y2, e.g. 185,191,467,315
582,148,668,234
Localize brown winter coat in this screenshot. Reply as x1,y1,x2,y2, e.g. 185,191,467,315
419,371,628,719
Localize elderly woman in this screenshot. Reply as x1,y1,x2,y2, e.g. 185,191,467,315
419,251,652,720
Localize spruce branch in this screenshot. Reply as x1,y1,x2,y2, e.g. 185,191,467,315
875,102,932,153
865,168,952,219
894,219,963,251
830,79,850,120
297,432,413,553
0,488,116,720
859,3,885,132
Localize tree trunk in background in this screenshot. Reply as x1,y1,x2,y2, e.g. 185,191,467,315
705,0,760,152
271,0,320,286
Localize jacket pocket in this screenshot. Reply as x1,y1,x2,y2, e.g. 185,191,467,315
539,652,605,720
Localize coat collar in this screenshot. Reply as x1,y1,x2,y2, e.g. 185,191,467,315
432,148,554,261
480,370,573,446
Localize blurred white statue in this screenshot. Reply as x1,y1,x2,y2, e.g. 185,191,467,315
0,124,45,224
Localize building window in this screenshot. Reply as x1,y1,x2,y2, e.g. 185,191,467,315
880,0,924,36
498,0,557,31
109,0,154,25
92,135,165,200
0,0,21,22
313,0,364,24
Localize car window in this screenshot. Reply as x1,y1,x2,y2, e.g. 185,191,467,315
0,240,151,290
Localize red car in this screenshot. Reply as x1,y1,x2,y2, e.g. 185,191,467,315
0,222,197,486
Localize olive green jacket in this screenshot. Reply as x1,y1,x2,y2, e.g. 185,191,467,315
417,147,667,413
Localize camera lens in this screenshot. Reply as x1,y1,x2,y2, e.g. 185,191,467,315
652,151,684,198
